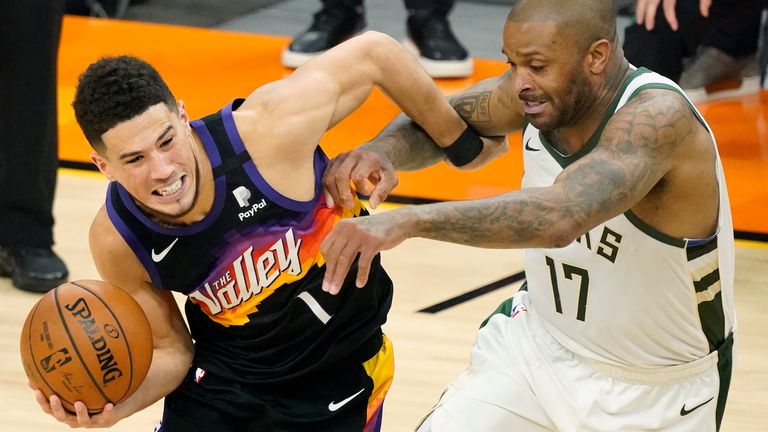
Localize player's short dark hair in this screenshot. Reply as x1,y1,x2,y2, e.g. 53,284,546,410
72,55,177,150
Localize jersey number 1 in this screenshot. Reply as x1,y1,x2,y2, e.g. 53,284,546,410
545,256,590,321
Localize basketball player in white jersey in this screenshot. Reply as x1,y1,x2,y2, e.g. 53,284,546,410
320,0,736,430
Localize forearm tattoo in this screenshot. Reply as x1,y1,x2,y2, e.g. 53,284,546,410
363,114,446,171
451,91,492,124
363,87,498,171
403,190,568,248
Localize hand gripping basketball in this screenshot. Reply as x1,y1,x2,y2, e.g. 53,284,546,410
20,280,153,415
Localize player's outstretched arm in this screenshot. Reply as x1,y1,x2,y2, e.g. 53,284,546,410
236,31,485,208
322,89,697,294
239,31,470,159
323,71,518,209
33,207,194,428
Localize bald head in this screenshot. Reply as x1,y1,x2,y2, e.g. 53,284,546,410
508,0,617,52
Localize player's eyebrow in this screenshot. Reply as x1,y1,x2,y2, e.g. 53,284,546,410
118,125,174,161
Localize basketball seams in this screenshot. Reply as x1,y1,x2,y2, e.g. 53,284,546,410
55,282,115,412
25,299,59,400
71,280,137,404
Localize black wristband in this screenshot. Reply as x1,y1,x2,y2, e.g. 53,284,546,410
443,126,484,167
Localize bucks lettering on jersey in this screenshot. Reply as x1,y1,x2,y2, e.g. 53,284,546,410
106,99,392,383
521,68,735,367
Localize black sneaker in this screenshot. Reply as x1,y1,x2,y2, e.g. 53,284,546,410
0,246,69,293
282,6,366,69
405,12,472,78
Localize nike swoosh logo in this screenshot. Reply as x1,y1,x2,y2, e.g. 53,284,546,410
680,396,714,416
151,238,179,262
524,137,540,152
328,388,365,412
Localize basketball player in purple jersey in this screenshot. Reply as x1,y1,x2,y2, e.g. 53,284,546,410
30,32,500,431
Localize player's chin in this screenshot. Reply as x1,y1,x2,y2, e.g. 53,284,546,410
525,114,557,132
158,202,194,219
142,195,192,219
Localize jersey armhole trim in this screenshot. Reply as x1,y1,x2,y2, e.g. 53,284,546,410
623,210,686,248
221,99,326,213
105,183,164,288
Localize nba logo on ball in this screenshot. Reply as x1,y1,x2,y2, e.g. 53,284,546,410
39,348,73,373
20,280,153,413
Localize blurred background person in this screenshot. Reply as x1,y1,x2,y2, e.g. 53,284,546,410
0,0,69,293
623,0,764,101
282,0,473,78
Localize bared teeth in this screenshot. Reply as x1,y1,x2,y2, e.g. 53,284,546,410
157,178,182,196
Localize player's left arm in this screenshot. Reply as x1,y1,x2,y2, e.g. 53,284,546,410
238,31,469,159
322,70,516,209
321,89,697,292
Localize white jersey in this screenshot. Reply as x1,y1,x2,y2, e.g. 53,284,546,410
522,67,736,367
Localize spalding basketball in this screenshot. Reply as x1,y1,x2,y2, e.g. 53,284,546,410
20,280,153,413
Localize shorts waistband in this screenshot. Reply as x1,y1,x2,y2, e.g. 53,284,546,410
512,290,730,386
587,332,733,385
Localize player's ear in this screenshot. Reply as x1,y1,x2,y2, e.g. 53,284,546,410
177,100,189,124
177,100,193,135
586,39,611,75
90,152,115,181
177,100,194,137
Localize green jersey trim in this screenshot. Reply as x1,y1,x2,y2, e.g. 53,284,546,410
623,210,687,247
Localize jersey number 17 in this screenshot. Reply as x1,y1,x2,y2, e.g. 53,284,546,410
545,256,589,322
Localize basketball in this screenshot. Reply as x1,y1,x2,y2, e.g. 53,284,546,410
19,280,153,414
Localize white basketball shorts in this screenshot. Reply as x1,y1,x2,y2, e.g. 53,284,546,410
416,291,733,431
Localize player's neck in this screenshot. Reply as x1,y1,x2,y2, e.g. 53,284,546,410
182,131,215,223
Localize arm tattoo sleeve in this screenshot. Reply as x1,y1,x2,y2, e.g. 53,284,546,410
393,90,691,249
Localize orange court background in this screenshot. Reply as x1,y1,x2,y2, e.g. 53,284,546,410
57,16,768,236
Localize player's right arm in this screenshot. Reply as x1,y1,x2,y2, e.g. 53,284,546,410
323,70,523,208
367,70,522,169
237,31,503,208
35,206,194,428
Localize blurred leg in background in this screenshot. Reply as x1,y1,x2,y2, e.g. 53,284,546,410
0,0,69,293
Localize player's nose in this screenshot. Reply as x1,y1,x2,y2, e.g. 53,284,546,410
512,69,533,94
148,152,175,180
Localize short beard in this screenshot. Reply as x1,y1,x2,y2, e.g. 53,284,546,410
532,68,593,132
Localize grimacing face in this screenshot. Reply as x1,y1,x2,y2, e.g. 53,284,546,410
502,18,594,132
90,102,203,222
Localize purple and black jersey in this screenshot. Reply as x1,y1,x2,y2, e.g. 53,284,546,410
106,99,392,383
